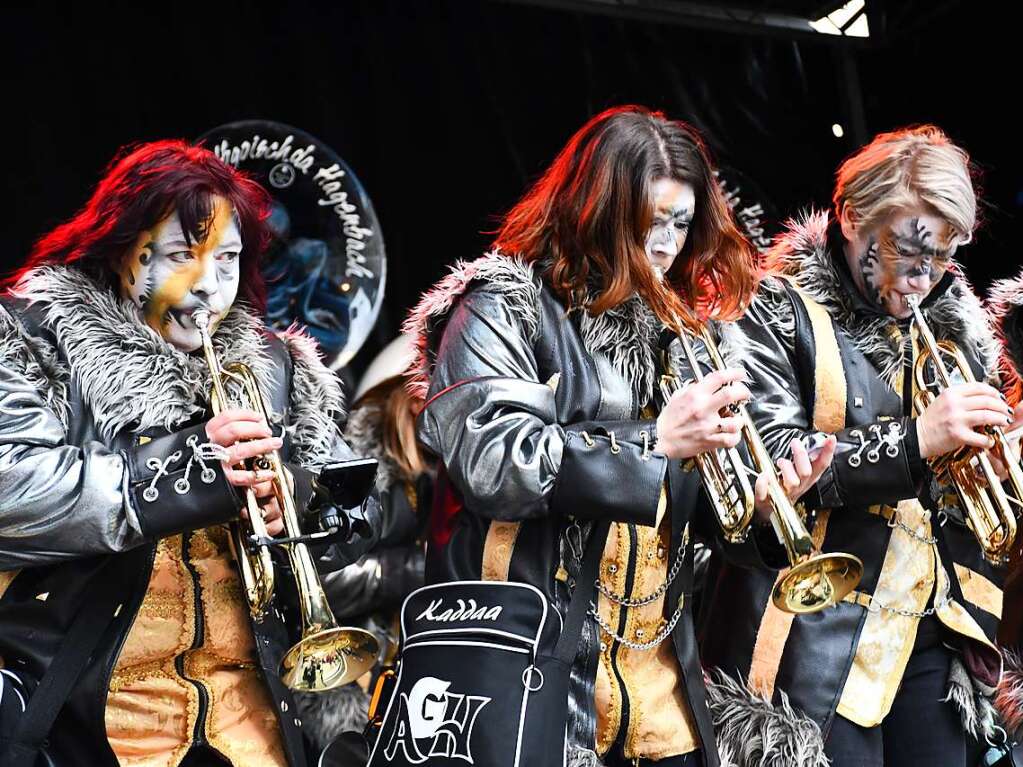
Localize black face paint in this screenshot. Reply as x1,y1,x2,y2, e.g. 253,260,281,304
860,239,884,306
886,217,951,283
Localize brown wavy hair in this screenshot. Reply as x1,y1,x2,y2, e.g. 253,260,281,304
494,105,755,328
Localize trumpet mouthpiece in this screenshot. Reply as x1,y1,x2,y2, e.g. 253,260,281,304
192,309,212,330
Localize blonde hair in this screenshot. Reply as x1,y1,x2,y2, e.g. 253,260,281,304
357,375,427,481
833,125,977,243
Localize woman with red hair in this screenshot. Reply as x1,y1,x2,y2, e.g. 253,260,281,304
405,106,830,767
0,141,379,767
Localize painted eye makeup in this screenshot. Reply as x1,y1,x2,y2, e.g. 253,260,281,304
166,250,194,264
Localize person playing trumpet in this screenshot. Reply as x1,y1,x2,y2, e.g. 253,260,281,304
0,141,379,767
700,125,1021,767
406,105,832,767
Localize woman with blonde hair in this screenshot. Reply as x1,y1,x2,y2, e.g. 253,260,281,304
700,125,1016,767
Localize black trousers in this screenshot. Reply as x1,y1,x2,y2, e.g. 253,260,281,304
179,746,232,767
824,618,983,767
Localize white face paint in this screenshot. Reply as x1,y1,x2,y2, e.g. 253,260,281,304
645,177,696,280
118,196,242,351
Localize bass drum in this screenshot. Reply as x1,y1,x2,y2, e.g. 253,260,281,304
199,120,386,369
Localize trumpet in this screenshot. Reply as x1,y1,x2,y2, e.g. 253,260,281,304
905,294,1022,564
193,309,378,692
662,321,863,613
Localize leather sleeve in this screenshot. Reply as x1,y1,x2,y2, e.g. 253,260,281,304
736,288,923,512
126,423,242,539
417,287,666,526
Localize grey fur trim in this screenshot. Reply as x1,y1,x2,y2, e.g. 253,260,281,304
344,401,400,492
987,274,1023,403
293,683,369,752
996,646,1023,741
402,251,541,400
10,265,276,441
945,655,999,741
577,294,660,408
763,210,1000,390
704,669,828,767
403,250,665,408
280,326,347,470
714,318,751,372
0,302,71,429
566,747,605,767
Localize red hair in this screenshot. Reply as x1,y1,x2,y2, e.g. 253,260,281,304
12,140,272,310
494,105,755,328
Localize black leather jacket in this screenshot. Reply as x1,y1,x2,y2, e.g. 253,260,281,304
699,215,1005,745
0,267,380,767
408,253,721,766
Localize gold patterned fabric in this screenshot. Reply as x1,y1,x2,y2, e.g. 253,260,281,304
836,326,1002,727
105,528,286,767
593,517,698,760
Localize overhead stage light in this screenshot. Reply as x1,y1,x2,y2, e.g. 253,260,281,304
810,0,870,38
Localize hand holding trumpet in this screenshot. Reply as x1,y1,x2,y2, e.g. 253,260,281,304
205,407,286,535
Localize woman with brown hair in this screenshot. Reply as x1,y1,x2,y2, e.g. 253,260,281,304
404,105,829,767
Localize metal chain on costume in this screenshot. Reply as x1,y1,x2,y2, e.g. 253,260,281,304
588,526,690,650
594,526,689,608
588,601,685,651
888,514,938,545
863,575,952,618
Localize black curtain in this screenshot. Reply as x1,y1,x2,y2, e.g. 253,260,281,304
2,0,1018,374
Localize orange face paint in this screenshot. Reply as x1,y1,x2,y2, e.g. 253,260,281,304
117,196,242,352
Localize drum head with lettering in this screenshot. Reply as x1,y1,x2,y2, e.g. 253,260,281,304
199,120,386,369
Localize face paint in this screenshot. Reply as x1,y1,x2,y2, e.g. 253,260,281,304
118,196,242,351
645,178,696,280
847,208,959,319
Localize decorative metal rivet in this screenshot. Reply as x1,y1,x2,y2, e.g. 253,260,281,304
854,396,864,408
280,701,289,712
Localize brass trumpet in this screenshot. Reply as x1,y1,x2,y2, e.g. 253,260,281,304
663,321,863,614
905,294,1022,564
193,309,379,692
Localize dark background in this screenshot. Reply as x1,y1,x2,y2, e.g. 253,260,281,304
3,0,1019,380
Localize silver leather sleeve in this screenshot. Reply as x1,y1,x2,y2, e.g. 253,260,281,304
417,288,566,520
733,295,821,461
0,364,144,570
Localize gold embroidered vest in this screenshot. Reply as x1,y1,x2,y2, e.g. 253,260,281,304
104,528,287,767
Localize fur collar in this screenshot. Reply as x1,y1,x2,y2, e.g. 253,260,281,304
279,325,347,469
4,266,345,468
10,265,276,442
403,251,663,408
762,210,1000,390
987,274,1023,403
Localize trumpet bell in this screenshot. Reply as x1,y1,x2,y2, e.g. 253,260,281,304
279,627,380,692
772,552,863,614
